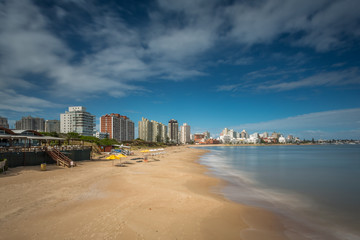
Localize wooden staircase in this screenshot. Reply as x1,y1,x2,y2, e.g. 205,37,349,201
46,148,76,168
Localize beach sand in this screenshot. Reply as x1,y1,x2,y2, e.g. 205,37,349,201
0,146,292,240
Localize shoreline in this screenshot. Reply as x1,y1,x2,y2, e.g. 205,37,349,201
198,145,360,240
0,146,311,239
192,143,319,147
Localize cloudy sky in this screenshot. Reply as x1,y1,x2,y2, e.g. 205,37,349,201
0,0,359,139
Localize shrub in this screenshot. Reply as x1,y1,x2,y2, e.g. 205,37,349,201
0,158,8,173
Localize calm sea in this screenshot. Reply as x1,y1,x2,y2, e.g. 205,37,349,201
199,145,360,240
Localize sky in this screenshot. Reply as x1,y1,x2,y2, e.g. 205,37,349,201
0,0,360,140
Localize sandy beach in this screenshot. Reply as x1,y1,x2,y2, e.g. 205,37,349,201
0,146,291,240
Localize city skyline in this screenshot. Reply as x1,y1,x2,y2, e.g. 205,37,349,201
0,1,359,140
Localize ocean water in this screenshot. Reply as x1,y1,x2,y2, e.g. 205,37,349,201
198,145,360,240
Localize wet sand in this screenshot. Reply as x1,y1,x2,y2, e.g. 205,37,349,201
0,146,292,240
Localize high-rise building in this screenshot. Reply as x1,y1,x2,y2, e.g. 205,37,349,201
168,119,179,144
101,114,120,141
138,117,167,142
15,116,45,132
45,120,60,133
204,131,210,139
0,116,9,128
151,120,160,142
220,128,229,136
60,106,95,136
180,123,191,144
138,117,152,142
228,129,236,138
126,120,135,141
100,113,134,142
241,130,248,138
271,132,280,139
160,124,168,142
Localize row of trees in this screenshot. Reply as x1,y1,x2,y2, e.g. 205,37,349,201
40,132,118,146
40,132,170,147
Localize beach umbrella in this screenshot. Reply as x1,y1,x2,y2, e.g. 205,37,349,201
106,154,119,160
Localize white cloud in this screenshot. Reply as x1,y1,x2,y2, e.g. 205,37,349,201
0,90,63,112
225,0,360,51
1,0,360,116
216,84,241,92
259,68,360,91
216,68,360,93
232,108,360,139
148,28,214,61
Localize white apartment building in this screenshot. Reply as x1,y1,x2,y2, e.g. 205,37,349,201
160,124,168,142
60,106,95,136
180,123,191,144
138,117,152,142
247,133,261,144
151,120,160,142
279,136,286,143
138,117,167,142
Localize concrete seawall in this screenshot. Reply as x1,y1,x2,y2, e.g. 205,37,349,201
0,149,91,168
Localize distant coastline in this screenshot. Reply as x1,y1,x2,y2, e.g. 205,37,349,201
192,143,319,147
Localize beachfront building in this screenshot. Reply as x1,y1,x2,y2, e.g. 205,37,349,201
180,123,191,144
220,128,239,143
247,133,261,144
204,131,210,139
168,119,179,144
287,135,294,143
126,119,135,140
150,120,167,142
45,120,60,133
139,117,152,142
151,120,160,142
271,132,280,139
94,131,109,139
194,133,205,143
221,135,231,144
60,106,95,136
279,135,286,144
138,117,167,142
228,129,236,138
0,116,9,128
240,130,248,139
15,116,45,132
100,113,134,142
220,128,229,136
160,124,168,142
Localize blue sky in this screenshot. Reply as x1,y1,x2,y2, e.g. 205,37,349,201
0,0,360,139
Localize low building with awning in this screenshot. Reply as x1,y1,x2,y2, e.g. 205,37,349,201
0,127,65,148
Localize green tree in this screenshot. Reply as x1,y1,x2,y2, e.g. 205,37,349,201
67,132,80,139
40,132,59,137
156,134,162,143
